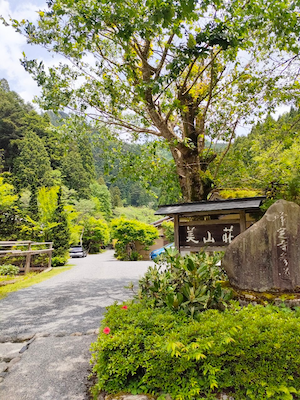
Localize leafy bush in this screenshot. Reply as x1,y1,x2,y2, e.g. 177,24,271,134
137,248,232,318
0,264,19,276
91,302,300,400
51,255,68,267
82,216,110,253
161,220,174,242
111,218,158,260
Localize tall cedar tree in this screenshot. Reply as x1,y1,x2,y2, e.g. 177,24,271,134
51,187,70,261
28,184,39,220
14,131,54,189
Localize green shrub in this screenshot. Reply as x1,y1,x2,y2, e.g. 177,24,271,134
111,218,158,260
51,255,68,267
161,220,174,242
91,302,300,400
82,216,110,253
137,248,232,318
0,264,19,276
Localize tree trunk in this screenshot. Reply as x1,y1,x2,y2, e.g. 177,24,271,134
170,145,214,202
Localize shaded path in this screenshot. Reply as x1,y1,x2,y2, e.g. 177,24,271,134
0,250,153,399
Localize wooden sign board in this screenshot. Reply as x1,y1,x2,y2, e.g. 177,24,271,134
179,223,240,248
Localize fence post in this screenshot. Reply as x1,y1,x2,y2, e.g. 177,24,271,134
24,242,32,275
48,242,53,269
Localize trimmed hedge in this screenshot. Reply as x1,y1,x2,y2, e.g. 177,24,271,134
91,302,300,400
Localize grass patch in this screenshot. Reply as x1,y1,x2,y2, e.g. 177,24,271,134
0,266,72,300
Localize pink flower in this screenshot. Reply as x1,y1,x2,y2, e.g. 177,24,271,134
103,327,111,334
121,305,128,310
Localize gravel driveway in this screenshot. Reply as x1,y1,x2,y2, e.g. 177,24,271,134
0,250,153,400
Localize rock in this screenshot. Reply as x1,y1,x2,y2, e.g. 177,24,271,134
86,329,97,335
222,200,300,292
0,362,7,374
7,357,21,371
217,395,234,400
35,332,50,338
54,332,67,337
105,396,154,400
71,332,82,336
0,342,24,362
15,334,35,342
243,294,256,300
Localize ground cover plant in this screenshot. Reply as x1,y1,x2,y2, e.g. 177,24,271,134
91,250,300,399
91,302,300,400
137,248,232,319
0,264,19,276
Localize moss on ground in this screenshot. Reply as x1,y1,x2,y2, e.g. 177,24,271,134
0,266,72,299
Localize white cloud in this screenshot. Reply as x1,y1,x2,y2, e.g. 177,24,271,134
0,0,48,103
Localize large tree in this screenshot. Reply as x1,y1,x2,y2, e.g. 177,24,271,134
14,131,54,189
216,108,300,203
8,0,300,201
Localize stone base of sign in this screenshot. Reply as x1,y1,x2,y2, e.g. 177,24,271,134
232,288,300,308
222,200,300,293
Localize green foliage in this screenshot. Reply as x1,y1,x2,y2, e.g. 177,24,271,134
138,249,231,318
14,131,54,189
90,182,112,218
93,138,180,207
91,302,300,399
37,186,59,224
110,186,123,208
161,221,174,242
78,136,96,182
113,206,157,224
12,0,300,200
61,143,91,198
0,176,18,211
28,184,39,219
218,188,261,199
0,264,19,276
0,176,23,240
82,217,110,253
111,218,158,261
215,108,300,204
51,256,68,267
0,79,33,170
49,187,71,265
0,266,71,300
73,198,99,219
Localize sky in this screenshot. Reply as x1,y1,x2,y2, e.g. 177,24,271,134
0,0,54,104
0,0,290,133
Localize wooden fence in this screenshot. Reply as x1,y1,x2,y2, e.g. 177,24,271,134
0,241,53,274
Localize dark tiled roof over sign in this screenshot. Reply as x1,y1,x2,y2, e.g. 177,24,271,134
155,197,266,215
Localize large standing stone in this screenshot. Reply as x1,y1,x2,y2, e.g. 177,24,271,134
222,200,300,292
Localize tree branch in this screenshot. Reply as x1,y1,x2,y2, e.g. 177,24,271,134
183,48,222,97
213,120,238,180
154,33,175,79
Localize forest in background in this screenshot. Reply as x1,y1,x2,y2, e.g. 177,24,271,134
1,77,300,264
0,78,163,264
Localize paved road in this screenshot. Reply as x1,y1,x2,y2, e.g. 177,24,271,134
0,250,153,400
